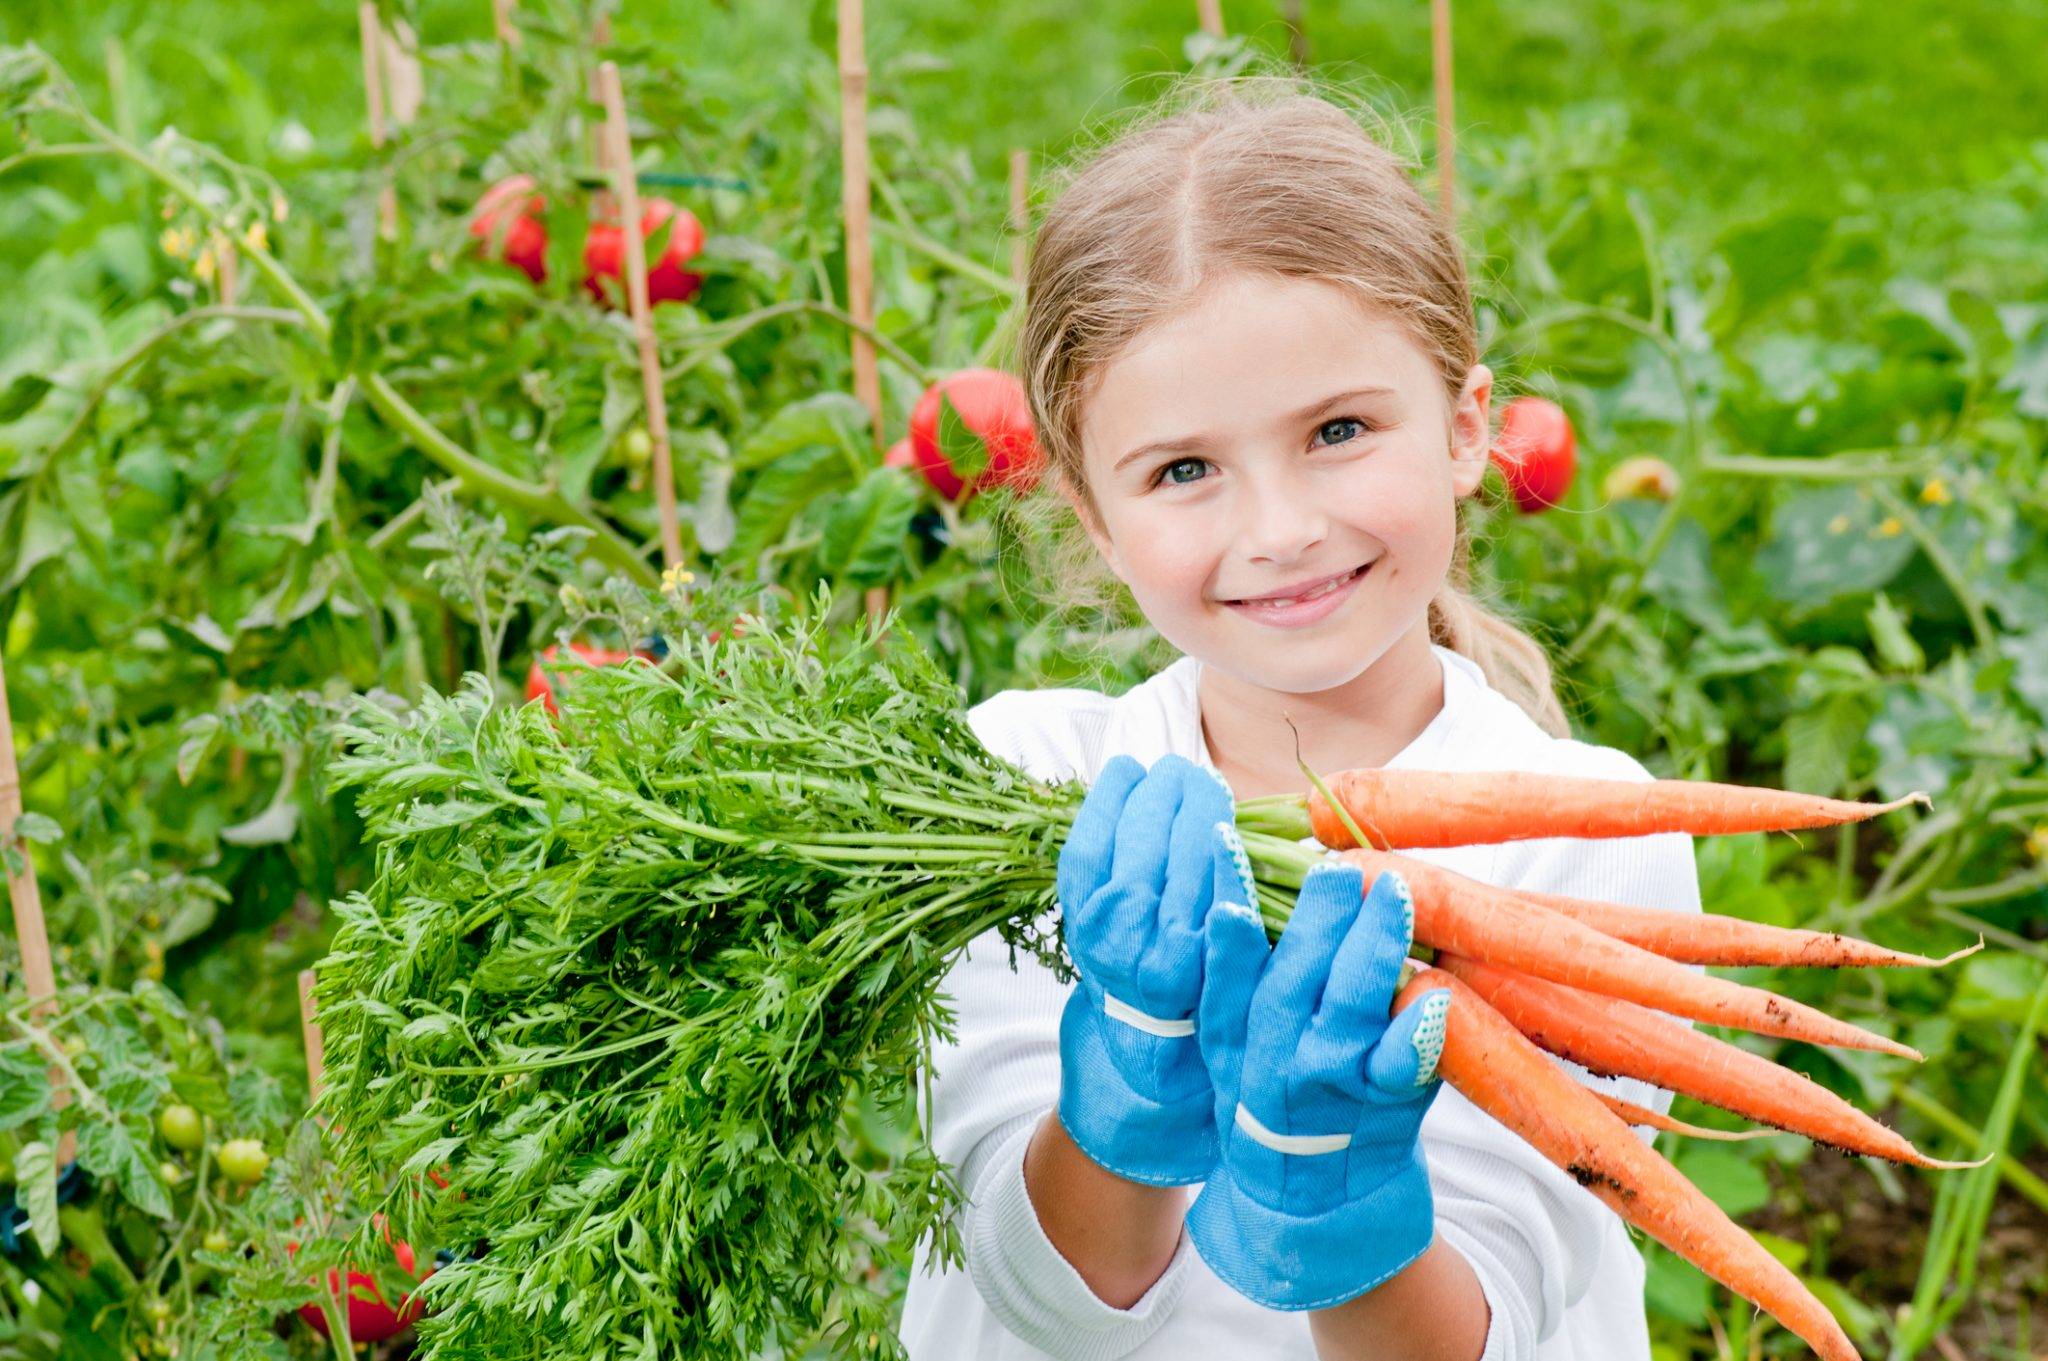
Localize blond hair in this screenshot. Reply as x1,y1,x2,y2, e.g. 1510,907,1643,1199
1005,74,1570,737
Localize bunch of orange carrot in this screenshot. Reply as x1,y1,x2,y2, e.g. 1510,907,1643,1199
1228,768,1988,1361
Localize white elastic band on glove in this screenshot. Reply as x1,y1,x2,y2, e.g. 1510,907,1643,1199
1103,991,1196,1039
1235,1102,1350,1156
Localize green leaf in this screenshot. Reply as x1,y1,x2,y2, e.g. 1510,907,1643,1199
936,392,989,486
11,811,60,844
725,445,851,565
1672,1145,1771,1218
734,394,870,472
13,1140,59,1256
1866,593,1925,673
77,1116,174,1218
0,1048,50,1130
1755,485,1916,607
818,468,917,587
1782,692,1870,797
0,374,53,423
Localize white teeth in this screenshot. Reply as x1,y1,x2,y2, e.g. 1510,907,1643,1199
1240,566,1361,608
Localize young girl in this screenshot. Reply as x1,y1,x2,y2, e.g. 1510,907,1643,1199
896,83,1702,1361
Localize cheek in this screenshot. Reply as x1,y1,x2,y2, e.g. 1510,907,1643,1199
1098,498,1219,600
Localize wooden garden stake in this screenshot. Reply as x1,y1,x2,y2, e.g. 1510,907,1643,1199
597,61,684,570
1008,149,1030,283
298,968,326,1108
0,649,73,1167
836,0,890,624
357,0,398,240
1431,0,1456,229
382,17,424,129
1196,0,1225,37
1282,0,1309,67
492,0,522,48
586,11,615,178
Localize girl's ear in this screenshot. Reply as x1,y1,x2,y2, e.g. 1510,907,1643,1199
1057,471,1128,582
1448,363,1494,499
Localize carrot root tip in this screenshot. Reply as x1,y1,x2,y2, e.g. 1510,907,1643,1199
1931,937,1987,967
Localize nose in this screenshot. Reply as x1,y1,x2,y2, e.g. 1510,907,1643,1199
1234,459,1329,565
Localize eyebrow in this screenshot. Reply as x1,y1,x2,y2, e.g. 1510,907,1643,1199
1110,387,1398,473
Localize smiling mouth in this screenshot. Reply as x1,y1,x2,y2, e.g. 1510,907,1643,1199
1223,562,1373,607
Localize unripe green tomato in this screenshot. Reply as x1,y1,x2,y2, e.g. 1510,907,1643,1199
216,1138,270,1185
158,1103,205,1152
622,426,653,468
202,1228,232,1254
144,1297,173,1324
159,1160,184,1185
61,1034,87,1059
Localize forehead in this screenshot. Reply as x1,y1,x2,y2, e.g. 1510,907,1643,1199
1078,272,1435,455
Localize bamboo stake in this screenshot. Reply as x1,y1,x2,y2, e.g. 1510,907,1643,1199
586,11,614,178
1008,149,1030,284
213,230,240,306
383,18,424,128
1431,0,1456,229
1196,0,1225,36
492,0,522,48
0,651,73,1167
597,61,683,570
1282,0,1309,66
837,0,890,625
298,969,326,1107
357,1,398,241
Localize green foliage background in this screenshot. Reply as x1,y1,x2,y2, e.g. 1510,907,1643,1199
0,0,2044,1358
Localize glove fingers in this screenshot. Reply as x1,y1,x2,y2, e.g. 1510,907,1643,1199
1198,903,1269,1097
1101,758,1195,926
1211,821,1258,911
1259,860,1364,1023
1058,755,1145,920
1145,764,1234,985
1365,988,1452,1098
1315,869,1414,1040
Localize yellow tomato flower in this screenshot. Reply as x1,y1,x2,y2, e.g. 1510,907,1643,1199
1919,477,1951,506
159,225,192,259
2029,824,2048,863
271,192,290,223
1876,516,1903,537
194,244,216,284
1827,513,1852,535
241,220,268,253
661,564,697,596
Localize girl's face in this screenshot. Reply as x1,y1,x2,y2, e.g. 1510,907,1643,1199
1069,270,1493,697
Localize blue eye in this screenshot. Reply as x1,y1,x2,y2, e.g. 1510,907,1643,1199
1316,417,1368,447
1156,457,1210,487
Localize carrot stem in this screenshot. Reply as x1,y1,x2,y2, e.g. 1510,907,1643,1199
1438,954,1985,1170
1347,849,1924,1061
1399,967,1862,1361
1306,769,1928,850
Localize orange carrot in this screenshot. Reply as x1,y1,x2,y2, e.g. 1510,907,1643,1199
1307,768,1927,850
1399,967,1860,1361
1507,886,1983,970
1344,848,1923,1061
1593,1092,1773,1143
1438,954,1984,1170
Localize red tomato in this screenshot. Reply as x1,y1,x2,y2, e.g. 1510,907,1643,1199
288,1216,429,1344
583,198,706,307
468,175,549,284
1490,396,1577,513
907,369,1043,502
523,642,654,716
883,437,916,470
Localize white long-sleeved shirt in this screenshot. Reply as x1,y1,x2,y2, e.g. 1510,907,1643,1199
897,644,1703,1361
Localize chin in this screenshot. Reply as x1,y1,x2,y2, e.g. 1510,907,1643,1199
1180,625,1392,697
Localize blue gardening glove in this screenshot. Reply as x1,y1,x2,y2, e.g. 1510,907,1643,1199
1187,847,1453,1310
1055,753,1236,1186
